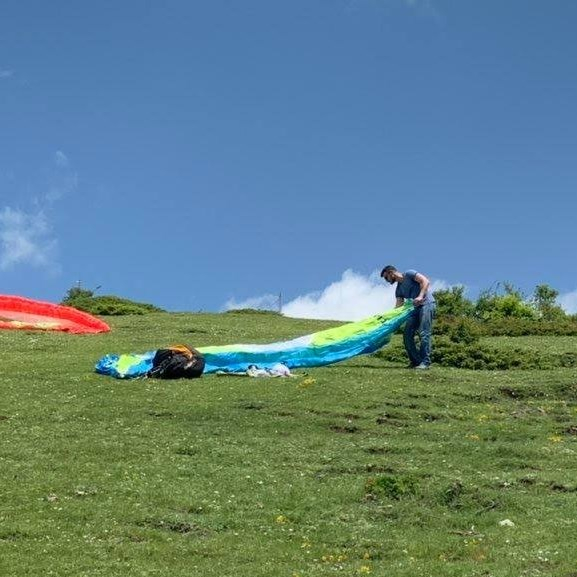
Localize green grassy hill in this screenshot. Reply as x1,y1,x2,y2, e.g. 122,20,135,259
2,311,577,577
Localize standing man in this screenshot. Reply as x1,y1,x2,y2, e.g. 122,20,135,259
381,265,436,369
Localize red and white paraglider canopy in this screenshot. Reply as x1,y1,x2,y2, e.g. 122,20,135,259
0,295,110,334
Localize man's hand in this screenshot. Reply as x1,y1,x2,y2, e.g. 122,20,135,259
413,296,425,306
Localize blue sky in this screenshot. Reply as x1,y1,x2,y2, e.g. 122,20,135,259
1,0,576,319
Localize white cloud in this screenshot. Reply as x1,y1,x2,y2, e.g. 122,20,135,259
45,172,78,203
0,70,13,79
401,0,442,20
224,293,281,312
0,151,78,272
0,207,58,271
559,290,577,315
282,270,395,320
45,151,77,202
54,150,70,168
225,269,449,321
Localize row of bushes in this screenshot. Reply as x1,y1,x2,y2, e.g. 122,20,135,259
376,338,577,371
61,287,164,316
377,315,577,370
435,284,576,324
434,316,577,338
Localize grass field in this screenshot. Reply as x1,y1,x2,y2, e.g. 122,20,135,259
2,311,577,577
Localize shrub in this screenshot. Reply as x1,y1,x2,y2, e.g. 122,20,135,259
431,338,552,370
365,474,418,501
434,317,481,344
478,317,577,337
532,284,567,321
433,286,475,318
225,308,281,315
375,336,575,370
435,308,577,338
61,287,164,316
475,284,536,321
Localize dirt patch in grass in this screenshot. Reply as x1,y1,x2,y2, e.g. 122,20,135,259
375,413,407,427
138,518,209,536
175,447,199,456
329,424,360,434
362,446,393,454
236,400,266,410
0,530,28,541
317,464,395,477
147,410,176,418
308,409,361,420
549,482,577,493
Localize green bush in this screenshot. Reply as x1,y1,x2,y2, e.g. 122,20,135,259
373,342,407,364
61,287,164,316
478,317,577,337
475,284,536,321
365,474,418,500
532,284,567,321
433,286,475,318
434,317,481,344
226,308,281,315
435,315,577,337
375,336,577,370
432,337,552,370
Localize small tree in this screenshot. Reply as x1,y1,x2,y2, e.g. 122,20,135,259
433,286,475,318
61,285,164,315
474,283,536,321
63,286,94,302
532,284,566,321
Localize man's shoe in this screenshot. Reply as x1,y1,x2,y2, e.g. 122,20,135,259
415,363,430,370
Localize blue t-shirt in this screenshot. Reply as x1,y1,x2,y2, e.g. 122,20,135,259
395,270,435,304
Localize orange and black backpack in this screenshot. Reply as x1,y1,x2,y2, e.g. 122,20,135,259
147,344,205,379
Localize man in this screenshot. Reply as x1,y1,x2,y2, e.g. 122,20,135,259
381,265,436,369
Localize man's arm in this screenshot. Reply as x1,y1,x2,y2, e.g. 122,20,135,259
395,296,404,308
412,273,430,306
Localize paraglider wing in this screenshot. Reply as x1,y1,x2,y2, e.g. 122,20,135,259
197,302,414,373
0,295,110,334
95,302,413,378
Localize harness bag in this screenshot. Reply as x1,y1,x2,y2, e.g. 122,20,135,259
148,344,205,379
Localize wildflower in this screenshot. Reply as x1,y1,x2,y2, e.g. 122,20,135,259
275,515,288,524
298,377,316,389
499,519,515,527
359,565,371,574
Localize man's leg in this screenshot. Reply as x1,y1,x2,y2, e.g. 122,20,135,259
403,310,421,367
418,303,435,367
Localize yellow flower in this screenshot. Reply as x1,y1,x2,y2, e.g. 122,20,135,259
548,435,563,443
275,515,288,524
359,565,372,574
298,377,316,389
